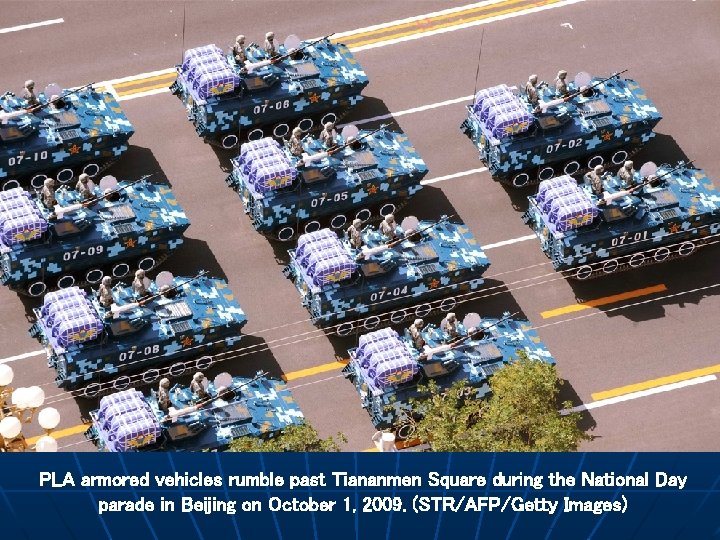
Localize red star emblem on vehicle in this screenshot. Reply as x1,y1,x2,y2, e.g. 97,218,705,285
124,238,136,248
69,144,81,154
181,336,193,347
429,279,440,289
668,223,680,234
309,94,320,103
601,132,612,141
367,185,378,194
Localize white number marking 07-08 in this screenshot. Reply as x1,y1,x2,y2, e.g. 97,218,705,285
253,100,290,114
119,344,161,362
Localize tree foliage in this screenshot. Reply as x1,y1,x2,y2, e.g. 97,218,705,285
229,423,347,452
410,354,590,451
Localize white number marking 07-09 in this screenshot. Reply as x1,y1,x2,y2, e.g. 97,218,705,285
62,245,105,261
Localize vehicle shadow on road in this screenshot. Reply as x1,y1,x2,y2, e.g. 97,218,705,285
110,145,172,186
557,379,599,437
163,236,229,282
635,132,691,168
564,247,720,322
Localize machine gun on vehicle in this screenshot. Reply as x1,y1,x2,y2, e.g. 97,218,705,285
541,70,629,112
110,271,208,317
597,160,693,207
52,174,152,218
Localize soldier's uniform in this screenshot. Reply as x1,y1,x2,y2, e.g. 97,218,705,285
589,165,605,197
288,127,304,157
346,218,363,250
525,74,540,108
98,276,114,308
132,269,148,297
319,122,336,148
157,378,171,413
379,214,398,241
23,80,39,107
264,32,276,57
409,319,426,350
41,178,57,209
232,35,246,64
190,372,209,400
555,70,568,96
76,173,93,200
617,161,636,189
441,313,460,340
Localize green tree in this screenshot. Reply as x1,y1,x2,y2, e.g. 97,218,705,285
410,354,590,451
229,424,347,452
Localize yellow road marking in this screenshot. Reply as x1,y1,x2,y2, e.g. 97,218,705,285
282,359,349,382
592,363,720,401
540,284,668,319
342,0,557,48
112,72,176,89
340,0,534,43
26,423,89,446
116,81,173,97
111,0,563,98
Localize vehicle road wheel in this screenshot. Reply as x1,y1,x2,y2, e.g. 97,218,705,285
538,166,555,181
57,275,76,289
83,163,101,177
575,265,593,280
112,262,130,278
247,128,265,141
303,221,322,234
587,155,604,170
30,174,48,189
276,225,296,242
678,241,695,257
329,214,347,230
336,322,354,337
27,280,47,297
221,134,239,149
138,257,156,271
563,161,581,176
355,208,372,223
611,150,628,166
2,179,20,190
57,168,74,184
511,172,530,188
363,316,381,331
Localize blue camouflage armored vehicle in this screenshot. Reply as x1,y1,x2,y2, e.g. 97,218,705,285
0,177,190,297
86,371,304,452
0,83,135,190
460,71,662,187
170,35,369,148
521,161,720,280
227,125,428,241
284,216,491,336
28,273,247,398
342,313,556,438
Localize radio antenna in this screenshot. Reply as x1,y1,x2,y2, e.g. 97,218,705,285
181,2,187,62
472,27,486,99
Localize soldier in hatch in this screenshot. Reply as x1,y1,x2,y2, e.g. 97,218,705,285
379,214,398,241
232,34,247,64
75,173,93,201
588,164,605,197
190,372,209,400
555,70,569,96
23,80,39,107
525,74,540,111
319,122,336,148
408,319,426,350
41,177,57,209
97,276,114,308
346,218,364,250
157,378,171,413
132,269,148,297
288,127,304,156
617,160,636,189
440,312,460,341
264,31,276,57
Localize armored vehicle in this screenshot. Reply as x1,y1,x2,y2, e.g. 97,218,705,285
343,312,556,438
86,371,304,452
0,83,135,190
170,34,369,148
284,216,490,336
460,71,662,187
0,176,190,297
521,161,720,280
28,272,247,398
227,125,428,241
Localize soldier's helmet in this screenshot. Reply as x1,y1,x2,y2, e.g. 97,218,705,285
43,177,55,188
135,269,145,279
384,214,395,224
352,218,362,228
159,378,170,389
413,318,424,328
529,74,538,84
193,372,205,382
79,173,90,183
624,160,633,169
101,276,112,286
447,312,457,322
558,70,567,78
324,122,334,130
292,127,302,137
594,164,604,174
236,34,245,44
25,80,35,90
266,31,274,40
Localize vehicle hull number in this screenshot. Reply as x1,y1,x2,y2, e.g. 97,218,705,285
8,151,49,166
62,245,105,261
610,231,649,247
370,286,408,303
253,100,290,114
546,138,583,154
310,192,349,207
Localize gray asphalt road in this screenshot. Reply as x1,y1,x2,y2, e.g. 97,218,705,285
1,0,718,451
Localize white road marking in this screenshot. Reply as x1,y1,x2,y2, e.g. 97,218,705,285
421,167,487,185
484,234,537,250
561,375,717,415
349,95,474,127
0,350,44,364
0,18,64,34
